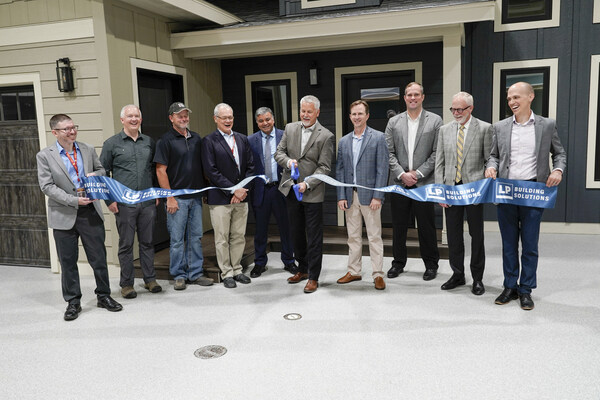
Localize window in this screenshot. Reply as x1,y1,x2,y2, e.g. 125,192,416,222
0,86,36,121
499,67,550,119
587,55,600,188
245,72,298,135
492,59,558,123
495,0,560,31
594,0,600,24
301,0,356,9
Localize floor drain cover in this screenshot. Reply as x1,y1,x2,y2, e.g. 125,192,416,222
283,313,302,320
194,345,227,359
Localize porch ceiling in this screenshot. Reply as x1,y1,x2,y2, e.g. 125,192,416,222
171,1,495,60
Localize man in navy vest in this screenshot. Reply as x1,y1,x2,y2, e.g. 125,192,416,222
248,107,297,278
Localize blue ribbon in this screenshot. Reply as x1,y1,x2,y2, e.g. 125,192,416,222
82,175,266,204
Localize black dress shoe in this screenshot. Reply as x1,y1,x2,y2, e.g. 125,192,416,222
441,273,466,290
64,303,82,321
283,262,298,275
423,268,437,281
387,265,404,279
223,277,236,288
471,280,485,296
250,265,267,278
97,296,123,312
519,293,535,310
233,273,251,284
494,288,519,305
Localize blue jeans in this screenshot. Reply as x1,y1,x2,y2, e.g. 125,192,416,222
166,197,204,281
497,204,544,294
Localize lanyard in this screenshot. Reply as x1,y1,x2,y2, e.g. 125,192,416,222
64,148,80,183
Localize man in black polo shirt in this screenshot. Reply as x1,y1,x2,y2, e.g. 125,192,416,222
154,102,213,291
100,104,161,299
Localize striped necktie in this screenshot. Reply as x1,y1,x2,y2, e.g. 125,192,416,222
455,124,465,184
264,134,272,183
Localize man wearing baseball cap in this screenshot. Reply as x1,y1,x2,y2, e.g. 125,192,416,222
154,102,214,290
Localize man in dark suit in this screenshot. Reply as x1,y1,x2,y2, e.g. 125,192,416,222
385,82,442,281
202,103,255,288
36,114,122,321
336,100,389,290
485,82,566,310
274,95,334,293
247,107,296,278
435,92,492,296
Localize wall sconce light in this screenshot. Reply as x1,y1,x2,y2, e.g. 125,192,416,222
309,63,319,86
56,58,74,92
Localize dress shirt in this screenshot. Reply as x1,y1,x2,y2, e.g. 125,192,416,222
351,131,364,185
219,129,240,171
56,141,85,189
458,116,472,143
262,130,278,182
509,112,537,180
407,111,421,170
101,130,154,191
301,123,316,155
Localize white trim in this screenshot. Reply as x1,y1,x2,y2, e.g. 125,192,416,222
161,0,243,25
130,58,188,108
494,0,560,32
171,2,495,59
587,55,600,189
0,73,57,272
333,62,422,226
595,0,600,24
301,0,356,9
0,19,94,47
492,58,559,123
484,221,600,235
244,72,298,135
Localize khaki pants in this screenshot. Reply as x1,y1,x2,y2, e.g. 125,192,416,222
345,191,384,278
209,203,248,279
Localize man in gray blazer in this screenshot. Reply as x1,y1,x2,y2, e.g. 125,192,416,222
485,82,566,310
275,95,334,293
385,82,441,281
36,114,122,321
435,92,492,296
336,100,389,290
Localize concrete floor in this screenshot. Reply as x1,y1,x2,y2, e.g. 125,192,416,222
1,232,599,399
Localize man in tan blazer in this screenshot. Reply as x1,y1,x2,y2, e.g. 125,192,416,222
36,114,122,321
275,95,334,293
435,92,492,296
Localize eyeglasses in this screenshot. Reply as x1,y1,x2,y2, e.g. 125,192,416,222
54,125,79,133
216,116,234,121
449,106,471,114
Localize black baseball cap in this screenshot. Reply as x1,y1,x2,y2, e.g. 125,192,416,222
168,102,192,115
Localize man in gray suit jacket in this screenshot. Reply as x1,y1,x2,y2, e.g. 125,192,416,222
435,92,492,296
36,114,122,321
336,100,389,290
385,82,441,281
485,82,566,310
275,95,334,293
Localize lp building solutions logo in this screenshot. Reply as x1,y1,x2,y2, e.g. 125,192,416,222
496,182,514,200
426,186,445,202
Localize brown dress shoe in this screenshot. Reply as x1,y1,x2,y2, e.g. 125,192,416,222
337,272,362,284
304,279,318,293
374,276,386,290
288,272,309,284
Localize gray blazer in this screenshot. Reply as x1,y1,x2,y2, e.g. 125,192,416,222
385,109,442,186
37,141,105,230
274,121,334,203
336,126,389,206
435,117,493,185
487,115,567,182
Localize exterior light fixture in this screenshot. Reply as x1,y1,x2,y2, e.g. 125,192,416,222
56,58,74,92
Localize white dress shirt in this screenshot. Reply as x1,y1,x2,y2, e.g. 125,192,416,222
508,112,536,180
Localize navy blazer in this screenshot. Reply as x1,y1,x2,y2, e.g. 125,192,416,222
248,128,284,207
201,130,255,205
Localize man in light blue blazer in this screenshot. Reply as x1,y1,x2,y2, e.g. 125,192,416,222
336,100,389,290
485,82,566,310
385,82,442,281
247,107,296,278
36,114,122,321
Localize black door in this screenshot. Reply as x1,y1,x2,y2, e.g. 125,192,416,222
342,71,415,227
137,69,184,251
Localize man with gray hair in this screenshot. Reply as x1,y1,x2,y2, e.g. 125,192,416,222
275,95,334,293
100,104,162,299
202,103,255,288
247,107,296,278
435,92,492,296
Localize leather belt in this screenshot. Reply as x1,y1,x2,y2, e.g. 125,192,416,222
265,181,279,188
